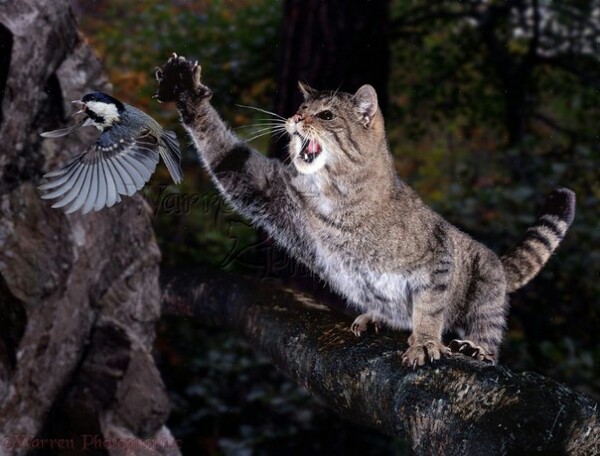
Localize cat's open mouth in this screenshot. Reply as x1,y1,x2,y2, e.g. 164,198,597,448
300,139,322,164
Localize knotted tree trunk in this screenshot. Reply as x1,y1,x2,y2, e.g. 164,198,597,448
0,2,179,454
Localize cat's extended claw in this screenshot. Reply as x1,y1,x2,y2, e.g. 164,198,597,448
449,339,495,363
401,340,450,367
155,53,211,104
350,313,380,337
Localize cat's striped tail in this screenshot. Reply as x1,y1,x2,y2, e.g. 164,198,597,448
501,188,575,293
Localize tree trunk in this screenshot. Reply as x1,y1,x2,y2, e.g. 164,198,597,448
270,0,391,159
162,268,600,456
0,2,179,454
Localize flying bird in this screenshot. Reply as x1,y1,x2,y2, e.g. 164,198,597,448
39,92,183,214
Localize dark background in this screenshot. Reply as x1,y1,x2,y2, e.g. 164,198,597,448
72,1,599,454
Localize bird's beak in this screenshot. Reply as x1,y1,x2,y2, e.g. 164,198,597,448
71,100,85,116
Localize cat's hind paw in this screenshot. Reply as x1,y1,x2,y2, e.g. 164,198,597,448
154,53,210,103
350,313,380,337
449,339,496,363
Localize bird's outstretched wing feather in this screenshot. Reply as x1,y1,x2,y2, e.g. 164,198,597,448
39,129,161,214
160,130,183,184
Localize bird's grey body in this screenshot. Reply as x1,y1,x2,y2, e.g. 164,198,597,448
155,55,575,366
39,92,182,214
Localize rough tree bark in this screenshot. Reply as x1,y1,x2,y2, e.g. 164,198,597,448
0,2,179,454
162,269,600,456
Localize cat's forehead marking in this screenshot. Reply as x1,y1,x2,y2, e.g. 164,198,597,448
306,91,351,110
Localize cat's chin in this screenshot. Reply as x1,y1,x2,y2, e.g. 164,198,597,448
291,136,327,174
293,153,327,174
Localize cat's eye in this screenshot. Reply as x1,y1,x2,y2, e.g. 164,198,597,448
316,110,335,120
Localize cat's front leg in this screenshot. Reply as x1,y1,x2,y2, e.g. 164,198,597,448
402,288,451,368
155,54,292,228
155,54,242,171
155,54,318,272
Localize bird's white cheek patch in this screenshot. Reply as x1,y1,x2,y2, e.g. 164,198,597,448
86,101,120,126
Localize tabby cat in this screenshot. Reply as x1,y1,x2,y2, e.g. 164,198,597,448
155,54,575,366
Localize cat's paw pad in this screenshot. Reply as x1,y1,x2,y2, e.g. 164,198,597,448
402,340,450,368
154,53,210,103
449,339,495,363
350,313,380,337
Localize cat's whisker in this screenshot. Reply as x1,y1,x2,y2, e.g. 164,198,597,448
235,123,287,132
244,132,278,143
235,104,286,120
243,127,289,143
294,135,309,160
273,130,289,142
236,118,287,126
332,83,342,100
235,123,286,130
242,125,287,133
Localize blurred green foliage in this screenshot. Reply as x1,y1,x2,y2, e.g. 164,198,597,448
74,0,599,453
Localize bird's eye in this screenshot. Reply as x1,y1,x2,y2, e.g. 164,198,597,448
317,110,335,120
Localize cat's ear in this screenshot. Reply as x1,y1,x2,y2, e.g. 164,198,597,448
353,84,378,128
298,81,317,100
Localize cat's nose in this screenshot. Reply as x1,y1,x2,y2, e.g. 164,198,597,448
292,113,303,123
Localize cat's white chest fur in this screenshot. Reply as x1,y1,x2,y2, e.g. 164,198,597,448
315,247,421,330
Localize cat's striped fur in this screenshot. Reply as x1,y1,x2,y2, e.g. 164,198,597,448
156,55,575,366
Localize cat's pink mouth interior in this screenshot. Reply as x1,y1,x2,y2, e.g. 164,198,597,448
300,139,322,164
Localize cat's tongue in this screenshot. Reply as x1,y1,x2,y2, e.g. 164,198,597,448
308,140,322,155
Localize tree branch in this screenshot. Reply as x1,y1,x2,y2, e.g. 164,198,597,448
161,269,600,455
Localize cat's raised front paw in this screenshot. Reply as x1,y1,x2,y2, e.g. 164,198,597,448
401,340,450,368
154,53,210,103
449,339,496,363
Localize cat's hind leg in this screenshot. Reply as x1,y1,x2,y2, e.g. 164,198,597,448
450,253,508,364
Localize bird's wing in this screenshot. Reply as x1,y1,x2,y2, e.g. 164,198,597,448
39,128,161,214
40,116,90,138
160,130,183,184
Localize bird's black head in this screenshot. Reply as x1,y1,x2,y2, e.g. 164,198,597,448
81,92,125,113
78,91,125,130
